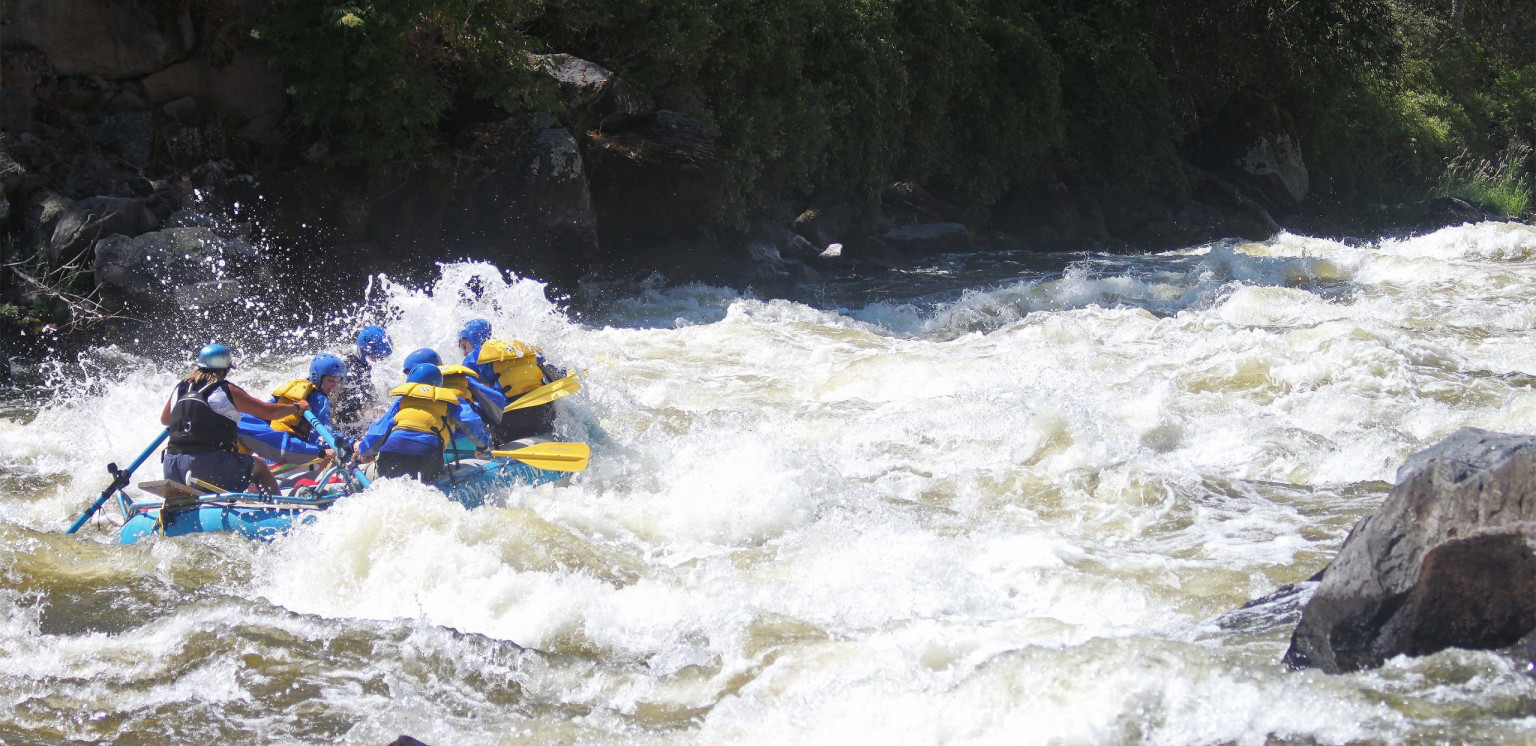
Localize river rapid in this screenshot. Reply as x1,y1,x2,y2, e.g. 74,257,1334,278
4,222,1536,744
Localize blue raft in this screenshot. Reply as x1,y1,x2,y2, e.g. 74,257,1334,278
116,443,573,544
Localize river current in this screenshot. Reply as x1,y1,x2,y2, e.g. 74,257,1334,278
4,222,1536,744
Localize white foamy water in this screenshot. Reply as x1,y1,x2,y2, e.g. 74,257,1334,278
4,222,1536,743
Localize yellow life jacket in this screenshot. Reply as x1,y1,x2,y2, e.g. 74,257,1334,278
438,365,480,402
477,339,544,397
387,382,462,448
269,379,318,436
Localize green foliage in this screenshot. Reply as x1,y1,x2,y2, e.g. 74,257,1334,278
255,0,554,166
1433,143,1533,217
253,0,1536,223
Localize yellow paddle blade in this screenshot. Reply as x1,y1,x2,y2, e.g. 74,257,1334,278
504,374,581,413
489,442,591,472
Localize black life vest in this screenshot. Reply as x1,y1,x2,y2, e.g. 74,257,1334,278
167,380,239,454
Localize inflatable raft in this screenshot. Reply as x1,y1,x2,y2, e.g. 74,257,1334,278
113,439,586,544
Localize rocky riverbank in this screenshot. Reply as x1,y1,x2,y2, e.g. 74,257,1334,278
0,0,1519,372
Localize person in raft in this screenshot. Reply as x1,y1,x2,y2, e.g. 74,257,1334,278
159,344,308,494
235,352,348,466
457,319,565,444
356,363,491,482
334,325,392,436
265,353,352,454
399,345,508,436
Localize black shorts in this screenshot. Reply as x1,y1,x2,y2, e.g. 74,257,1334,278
495,402,555,444
376,451,444,482
163,450,255,493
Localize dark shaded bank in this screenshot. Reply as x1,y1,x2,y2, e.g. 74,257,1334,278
0,0,1532,368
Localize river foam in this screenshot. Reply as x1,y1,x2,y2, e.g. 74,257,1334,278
4,222,1536,742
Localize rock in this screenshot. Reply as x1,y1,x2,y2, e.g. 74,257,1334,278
838,236,907,269
1188,101,1309,213
0,85,32,133
879,223,971,256
0,148,27,197
792,201,857,250
530,53,655,132
1240,132,1308,205
240,112,283,147
84,111,154,167
585,110,726,253
883,181,956,226
47,196,162,265
1420,196,1485,228
0,0,193,79
1284,428,1536,673
162,96,199,122
104,89,149,113
142,49,285,123
17,191,71,259
366,114,599,288
93,227,271,310
992,181,1084,247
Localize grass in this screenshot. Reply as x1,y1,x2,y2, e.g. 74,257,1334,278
1433,143,1534,217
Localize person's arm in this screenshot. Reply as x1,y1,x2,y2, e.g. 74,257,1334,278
452,401,490,449
228,383,309,422
160,394,173,426
356,401,400,460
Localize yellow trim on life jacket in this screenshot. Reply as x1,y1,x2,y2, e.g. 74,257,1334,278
387,383,461,447
270,379,319,435
439,365,479,379
389,383,463,403
477,339,544,397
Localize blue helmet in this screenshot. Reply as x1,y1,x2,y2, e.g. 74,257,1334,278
402,347,441,373
406,363,443,387
197,343,235,370
458,319,492,346
308,353,346,385
357,325,392,359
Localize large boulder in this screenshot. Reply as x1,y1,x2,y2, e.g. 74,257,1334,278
142,48,286,124
1285,428,1536,673
1188,101,1309,213
585,110,725,255
0,0,194,79
47,195,166,265
530,53,654,133
93,227,271,310
367,113,599,288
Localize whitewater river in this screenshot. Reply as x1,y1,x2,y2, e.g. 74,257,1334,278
4,222,1536,744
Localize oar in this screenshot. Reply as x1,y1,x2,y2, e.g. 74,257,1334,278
67,428,170,534
303,411,370,490
503,374,580,413
489,442,590,472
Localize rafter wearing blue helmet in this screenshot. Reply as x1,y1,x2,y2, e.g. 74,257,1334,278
160,344,311,494
456,319,567,445
337,325,394,436
266,353,351,449
358,363,489,482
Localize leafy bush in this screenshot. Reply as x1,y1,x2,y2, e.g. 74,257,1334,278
255,0,555,166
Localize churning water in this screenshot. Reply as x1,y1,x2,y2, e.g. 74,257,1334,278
5,222,1536,744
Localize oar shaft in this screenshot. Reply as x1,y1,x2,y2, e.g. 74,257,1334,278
67,428,169,534
304,411,366,492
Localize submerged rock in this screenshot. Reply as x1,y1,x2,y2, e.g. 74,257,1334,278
1284,428,1536,673
93,226,271,311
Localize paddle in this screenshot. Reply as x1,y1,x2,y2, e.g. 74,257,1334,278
67,428,170,534
503,374,580,413
303,411,371,490
489,442,590,472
